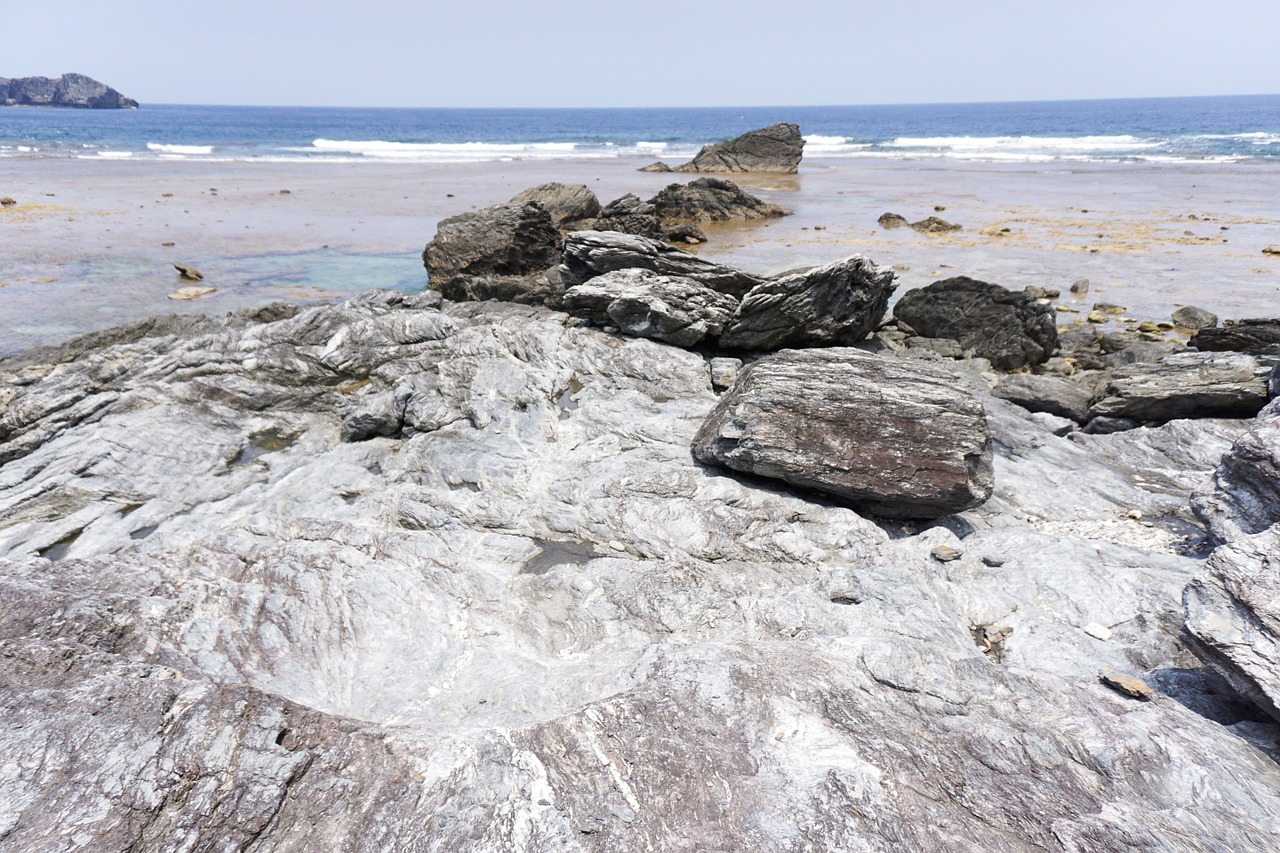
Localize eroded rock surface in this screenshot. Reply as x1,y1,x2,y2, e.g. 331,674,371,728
1193,398,1280,543
3,294,1280,850
562,268,737,347
423,200,562,296
2,73,137,108
1191,319,1280,355
1089,351,1272,424
649,178,784,222
511,182,602,226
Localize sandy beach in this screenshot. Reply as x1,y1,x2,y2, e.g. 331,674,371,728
2,155,1278,356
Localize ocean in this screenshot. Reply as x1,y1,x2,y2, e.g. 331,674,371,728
2,95,1279,164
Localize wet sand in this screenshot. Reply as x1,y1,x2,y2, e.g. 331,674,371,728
2,155,1278,356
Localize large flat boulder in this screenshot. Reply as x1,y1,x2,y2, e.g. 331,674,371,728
649,178,784,222
510,183,601,226
1191,319,1280,355
892,277,1058,371
671,122,804,173
423,201,562,298
692,348,993,518
1193,398,1280,543
562,268,737,347
719,256,896,351
1184,524,1280,722
560,230,763,298
1089,351,1272,424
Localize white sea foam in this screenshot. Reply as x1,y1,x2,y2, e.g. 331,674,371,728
804,135,850,145
887,135,1162,153
147,143,214,155
308,138,590,162
636,141,668,150
94,151,134,159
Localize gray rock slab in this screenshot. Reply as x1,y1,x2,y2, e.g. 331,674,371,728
692,348,994,518
510,182,602,226
423,200,562,295
1089,350,1272,423
992,373,1095,423
648,177,784,222
1191,318,1280,355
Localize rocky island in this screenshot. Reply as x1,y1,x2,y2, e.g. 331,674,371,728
2,156,1280,850
1,73,138,108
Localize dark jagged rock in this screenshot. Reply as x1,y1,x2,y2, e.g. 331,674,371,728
1,73,137,108
877,212,909,229
1088,351,1272,424
566,194,663,239
423,201,562,297
510,183,601,226
893,276,1059,371
719,256,896,351
1193,398,1280,543
649,178,784,223
560,230,764,298
671,123,804,174
992,374,1094,423
639,161,672,172
1191,319,1280,356
562,268,737,347
692,348,994,518
910,216,962,234
1184,524,1280,722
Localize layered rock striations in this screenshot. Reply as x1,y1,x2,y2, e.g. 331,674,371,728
2,289,1280,849
669,122,805,173
1,73,138,108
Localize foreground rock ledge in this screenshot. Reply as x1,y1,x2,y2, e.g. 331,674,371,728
692,348,994,518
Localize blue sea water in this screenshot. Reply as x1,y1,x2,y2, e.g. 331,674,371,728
2,95,1278,164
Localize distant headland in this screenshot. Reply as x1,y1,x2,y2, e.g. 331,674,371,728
1,73,138,109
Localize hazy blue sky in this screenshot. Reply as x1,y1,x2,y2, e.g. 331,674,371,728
6,1,1277,107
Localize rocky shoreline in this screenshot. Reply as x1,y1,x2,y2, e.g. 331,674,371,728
2,159,1280,849
1,73,138,109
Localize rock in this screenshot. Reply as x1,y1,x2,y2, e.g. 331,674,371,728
982,554,1008,567
1191,319,1280,356
427,271,563,309
1089,351,1273,423
638,161,672,172
665,224,707,244
991,373,1094,423
1192,399,1280,543
168,286,216,301
893,276,1059,371
877,212,909,229
0,197,15,206
560,230,763,298
423,201,562,296
510,183,601,226
709,357,741,391
905,337,966,358
1083,415,1142,434
910,217,962,234
719,256,896,351
648,178,784,223
1093,303,1126,315
173,264,203,281
691,348,994,518
1099,667,1155,700
1263,246,1280,256
931,545,963,562
1070,279,1090,294
1172,306,1219,330
1184,524,1280,721
671,122,804,173
568,194,663,239
561,268,738,347
1084,622,1113,641
5,294,1280,848
2,73,137,108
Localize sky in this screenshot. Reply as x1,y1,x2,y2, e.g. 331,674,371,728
5,1,1278,108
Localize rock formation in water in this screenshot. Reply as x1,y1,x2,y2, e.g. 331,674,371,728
666,122,805,173
1,73,138,108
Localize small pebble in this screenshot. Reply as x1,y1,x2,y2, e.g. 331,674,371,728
1084,622,1113,641
1099,667,1154,701
981,554,1007,567
931,545,962,562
